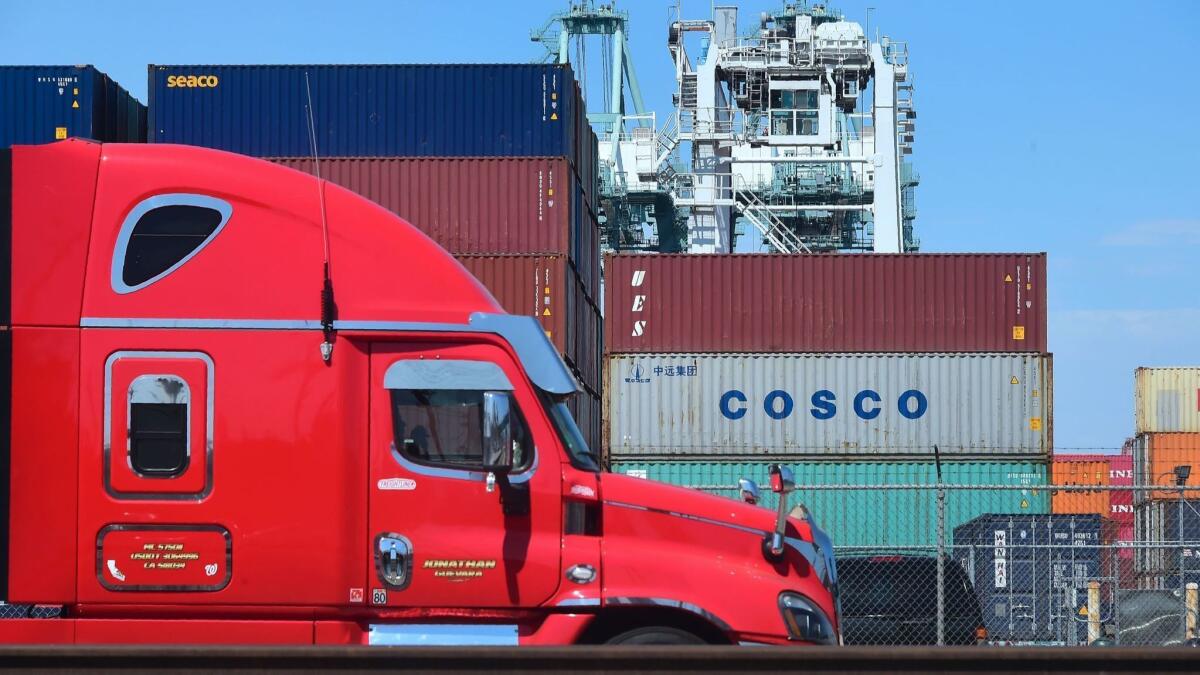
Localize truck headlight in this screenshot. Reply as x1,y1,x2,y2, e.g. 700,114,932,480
779,592,837,645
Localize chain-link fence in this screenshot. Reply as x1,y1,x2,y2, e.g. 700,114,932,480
614,461,1200,647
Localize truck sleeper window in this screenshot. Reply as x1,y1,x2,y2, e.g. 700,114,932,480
128,374,190,476
390,389,533,471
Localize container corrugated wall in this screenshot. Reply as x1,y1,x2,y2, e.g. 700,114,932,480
954,514,1113,644
605,353,1052,458
1051,460,1110,516
455,255,601,397
604,253,1047,354
1133,499,1200,588
149,64,596,175
1135,368,1200,433
1131,433,1200,503
273,157,601,302
1,65,145,147
610,459,1049,548
1052,453,1134,526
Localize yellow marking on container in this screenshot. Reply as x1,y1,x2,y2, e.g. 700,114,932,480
542,307,551,317
1012,326,1025,340
550,112,558,121
1032,389,1039,398
71,100,79,109
1078,605,1088,616
1020,499,1029,509
1026,283,1032,290
1004,274,1013,282
544,330,552,339
55,127,67,140
1030,417,1042,431
73,87,79,95
551,92,557,100
1011,376,1020,385
544,287,551,294
547,188,554,197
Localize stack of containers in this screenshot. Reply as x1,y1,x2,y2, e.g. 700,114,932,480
1,65,145,147
1051,449,1134,582
604,253,1052,548
148,64,603,449
1130,368,1200,588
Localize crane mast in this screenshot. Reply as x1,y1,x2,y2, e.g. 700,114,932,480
533,1,917,253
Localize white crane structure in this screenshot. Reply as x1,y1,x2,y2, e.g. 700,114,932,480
536,1,918,253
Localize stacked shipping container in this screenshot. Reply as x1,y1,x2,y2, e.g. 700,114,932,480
604,253,1053,547
1,65,145,148
953,514,1115,644
1052,452,1134,582
1130,368,1200,588
149,64,603,449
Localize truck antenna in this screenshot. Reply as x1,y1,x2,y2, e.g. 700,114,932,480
304,71,337,364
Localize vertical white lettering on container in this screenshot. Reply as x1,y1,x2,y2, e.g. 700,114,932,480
631,269,646,338
537,171,544,222
993,529,1008,589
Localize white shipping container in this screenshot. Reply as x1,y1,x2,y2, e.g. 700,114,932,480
1135,368,1200,434
605,353,1052,458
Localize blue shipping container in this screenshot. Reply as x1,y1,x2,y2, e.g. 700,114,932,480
148,64,595,168
0,65,145,148
954,514,1113,644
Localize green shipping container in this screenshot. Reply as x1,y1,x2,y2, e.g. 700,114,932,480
610,460,1050,550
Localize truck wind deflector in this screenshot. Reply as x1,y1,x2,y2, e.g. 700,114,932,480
466,313,580,396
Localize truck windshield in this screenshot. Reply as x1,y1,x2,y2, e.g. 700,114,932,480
542,394,599,472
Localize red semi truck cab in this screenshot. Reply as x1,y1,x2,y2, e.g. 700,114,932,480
0,140,838,646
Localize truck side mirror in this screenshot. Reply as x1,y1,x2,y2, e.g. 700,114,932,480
481,391,514,473
764,464,796,561
738,478,761,505
768,464,795,494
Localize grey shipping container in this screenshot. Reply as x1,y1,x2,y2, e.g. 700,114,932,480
605,353,1053,459
610,459,1050,549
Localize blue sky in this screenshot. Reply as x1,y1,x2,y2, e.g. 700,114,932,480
3,1,1197,451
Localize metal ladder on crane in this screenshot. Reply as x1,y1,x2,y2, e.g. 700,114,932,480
734,180,811,253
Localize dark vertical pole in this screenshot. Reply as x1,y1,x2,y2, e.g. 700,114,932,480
0,148,13,602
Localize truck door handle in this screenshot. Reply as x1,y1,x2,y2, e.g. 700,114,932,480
374,533,413,589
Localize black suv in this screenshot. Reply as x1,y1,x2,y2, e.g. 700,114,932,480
839,555,986,646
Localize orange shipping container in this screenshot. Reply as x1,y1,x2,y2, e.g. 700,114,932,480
1052,460,1110,515
1132,432,1200,504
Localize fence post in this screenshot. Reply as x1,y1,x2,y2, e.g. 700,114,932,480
934,445,945,647
1088,580,1100,644
1187,582,1198,641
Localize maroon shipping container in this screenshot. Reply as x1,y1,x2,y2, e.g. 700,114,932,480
273,157,601,304
604,253,1047,354
456,255,602,395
